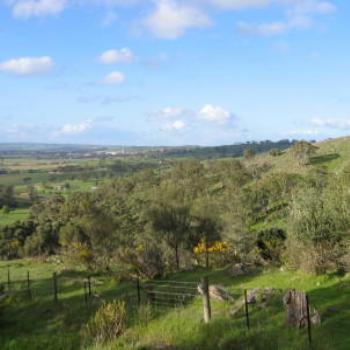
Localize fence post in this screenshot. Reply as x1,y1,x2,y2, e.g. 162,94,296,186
306,294,312,346
88,276,92,297
201,276,211,323
136,277,141,306
244,290,250,330
7,265,10,292
84,281,88,307
27,270,31,299
53,272,58,302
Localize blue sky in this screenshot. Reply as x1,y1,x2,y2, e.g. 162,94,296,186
0,0,349,146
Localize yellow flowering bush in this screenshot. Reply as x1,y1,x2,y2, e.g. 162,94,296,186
193,239,227,254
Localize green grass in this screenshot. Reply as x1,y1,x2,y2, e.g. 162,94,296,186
0,258,135,350
0,209,30,226
2,259,350,349
250,136,350,175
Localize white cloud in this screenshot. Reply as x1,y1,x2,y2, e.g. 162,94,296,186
287,128,320,137
237,0,336,36
0,56,54,76
5,0,336,40
152,106,188,119
153,104,235,132
143,0,211,39
285,0,336,16
102,71,125,84
164,119,187,130
58,120,92,135
205,0,271,10
11,0,67,18
198,104,233,124
311,118,350,130
99,48,135,64
237,21,290,36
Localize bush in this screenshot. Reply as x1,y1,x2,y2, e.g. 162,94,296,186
256,228,286,265
284,237,345,274
82,301,126,345
286,185,350,274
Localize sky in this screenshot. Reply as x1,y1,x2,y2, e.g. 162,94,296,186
0,0,349,146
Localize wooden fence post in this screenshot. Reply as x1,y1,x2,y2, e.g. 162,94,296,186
306,294,312,346
201,276,211,323
53,272,58,302
27,270,31,299
136,277,141,306
244,290,250,330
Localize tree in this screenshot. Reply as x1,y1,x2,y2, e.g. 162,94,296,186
291,141,318,166
149,182,192,270
269,148,282,157
191,199,222,268
0,185,15,209
149,203,191,270
288,185,350,273
27,185,38,202
243,148,255,160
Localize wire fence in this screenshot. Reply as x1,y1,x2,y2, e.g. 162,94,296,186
0,266,315,346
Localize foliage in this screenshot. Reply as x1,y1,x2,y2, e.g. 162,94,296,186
0,185,15,209
287,185,350,273
256,228,286,265
243,148,255,160
291,141,318,166
83,301,126,346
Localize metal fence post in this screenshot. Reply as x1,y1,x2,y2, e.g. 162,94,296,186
84,281,88,307
7,265,10,291
137,277,141,306
88,276,92,297
244,289,250,330
53,272,58,302
27,270,32,299
306,294,312,346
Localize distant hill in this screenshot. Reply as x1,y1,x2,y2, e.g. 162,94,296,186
160,140,296,159
0,140,296,159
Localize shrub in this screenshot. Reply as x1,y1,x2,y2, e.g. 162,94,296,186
284,237,346,274
286,186,349,274
83,301,126,345
2,205,10,214
256,228,286,265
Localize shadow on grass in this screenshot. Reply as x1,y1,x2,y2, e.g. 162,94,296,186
138,279,350,350
160,266,264,288
0,272,136,350
310,153,340,165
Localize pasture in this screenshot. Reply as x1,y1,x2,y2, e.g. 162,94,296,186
2,258,350,349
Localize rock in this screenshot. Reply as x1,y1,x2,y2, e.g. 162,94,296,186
247,288,276,305
311,308,321,325
230,263,250,277
246,289,257,304
197,284,233,302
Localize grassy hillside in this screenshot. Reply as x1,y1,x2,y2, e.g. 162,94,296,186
251,137,350,174
2,137,350,349
1,259,350,350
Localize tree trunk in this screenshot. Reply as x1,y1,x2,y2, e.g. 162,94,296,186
205,239,209,269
